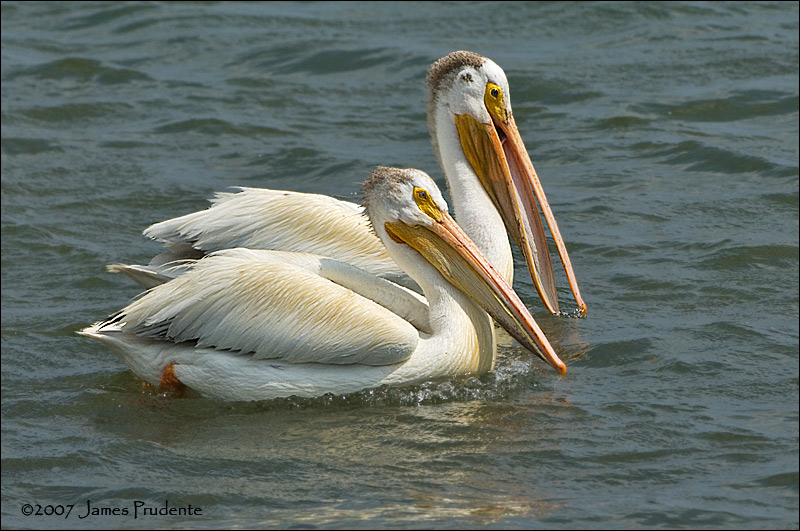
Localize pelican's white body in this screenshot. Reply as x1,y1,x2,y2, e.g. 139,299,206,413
81,171,500,401
83,248,495,401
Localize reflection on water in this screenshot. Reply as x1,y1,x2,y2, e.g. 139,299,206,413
88,386,574,526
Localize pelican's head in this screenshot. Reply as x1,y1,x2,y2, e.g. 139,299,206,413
364,167,449,235
364,167,566,375
427,51,511,133
427,51,585,315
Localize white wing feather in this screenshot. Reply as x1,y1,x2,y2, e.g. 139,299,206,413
100,249,421,366
143,187,402,277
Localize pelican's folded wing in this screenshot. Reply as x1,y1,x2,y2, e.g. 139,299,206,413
94,249,420,366
143,187,402,277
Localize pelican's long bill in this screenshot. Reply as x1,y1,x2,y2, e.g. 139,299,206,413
454,85,586,315
385,205,567,375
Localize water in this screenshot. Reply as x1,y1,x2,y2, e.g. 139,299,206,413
2,1,797,528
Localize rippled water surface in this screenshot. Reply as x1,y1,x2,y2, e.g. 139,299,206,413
2,1,798,529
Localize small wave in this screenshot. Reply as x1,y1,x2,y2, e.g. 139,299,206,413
152,118,282,137
6,57,151,85
19,102,133,124
696,244,798,271
1,137,63,156
632,90,797,123
632,140,789,176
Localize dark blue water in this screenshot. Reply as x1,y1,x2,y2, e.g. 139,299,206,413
2,1,797,529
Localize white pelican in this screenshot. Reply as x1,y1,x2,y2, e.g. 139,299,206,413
80,168,566,401
115,51,585,314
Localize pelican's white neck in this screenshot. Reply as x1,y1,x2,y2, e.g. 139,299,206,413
431,110,514,284
398,249,496,375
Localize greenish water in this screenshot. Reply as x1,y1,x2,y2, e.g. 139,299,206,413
2,1,798,529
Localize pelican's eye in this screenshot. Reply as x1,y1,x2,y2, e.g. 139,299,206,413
484,82,507,123
413,186,443,222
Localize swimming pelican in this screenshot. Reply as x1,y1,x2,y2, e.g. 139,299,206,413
113,51,585,314
80,168,566,401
